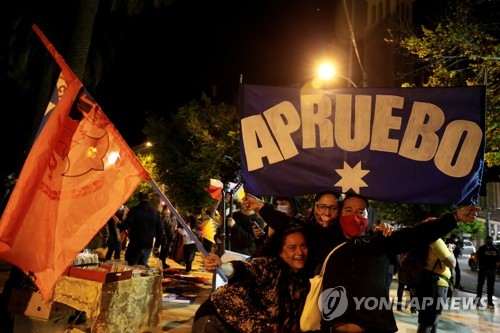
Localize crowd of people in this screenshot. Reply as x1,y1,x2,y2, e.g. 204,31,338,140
191,191,487,333
70,187,497,333
55,188,498,333
0,169,498,333
2,181,491,332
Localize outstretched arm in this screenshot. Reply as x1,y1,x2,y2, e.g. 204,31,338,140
382,205,480,254
202,253,235,279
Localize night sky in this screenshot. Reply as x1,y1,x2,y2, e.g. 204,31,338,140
0,0,461,180
1,0,339,179
98,0,336,143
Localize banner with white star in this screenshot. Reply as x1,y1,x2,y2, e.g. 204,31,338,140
240,84,485,205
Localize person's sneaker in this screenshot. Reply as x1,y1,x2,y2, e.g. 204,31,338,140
487,303,494,309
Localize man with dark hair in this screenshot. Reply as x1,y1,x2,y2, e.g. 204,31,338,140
319,194,478,333
119,192,163,268
228,204,265,256
273,196,302,219
157,206,177,269
476,236,500,308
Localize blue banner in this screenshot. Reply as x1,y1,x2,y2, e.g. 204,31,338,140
240,84,485,205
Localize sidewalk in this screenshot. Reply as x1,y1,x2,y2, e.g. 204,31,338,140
153,253,213,333
389,280,499,333
1,255,499,333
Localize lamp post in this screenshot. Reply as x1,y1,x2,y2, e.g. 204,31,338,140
316,62,357,88
131,141,153,154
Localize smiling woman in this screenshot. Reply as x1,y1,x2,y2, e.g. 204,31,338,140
192,226,313,333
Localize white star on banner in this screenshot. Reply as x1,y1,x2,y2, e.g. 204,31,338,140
335,161,370,193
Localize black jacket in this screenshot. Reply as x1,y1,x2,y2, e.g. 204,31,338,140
477,243,500,270
321,214,458,332
119,200,163,249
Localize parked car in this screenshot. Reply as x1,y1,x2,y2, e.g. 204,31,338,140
461,239,476,256
468,252,479,271
468,240,500,272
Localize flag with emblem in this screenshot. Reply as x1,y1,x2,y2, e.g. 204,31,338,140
0,25,149,301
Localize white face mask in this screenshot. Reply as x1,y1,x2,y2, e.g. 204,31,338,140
277,205,291,215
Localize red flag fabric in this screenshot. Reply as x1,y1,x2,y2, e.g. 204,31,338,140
0,25,149,301
206,178,223,201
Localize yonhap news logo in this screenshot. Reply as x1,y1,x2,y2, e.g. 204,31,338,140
321,287,349,320
320,287,489,320
395,296,488,311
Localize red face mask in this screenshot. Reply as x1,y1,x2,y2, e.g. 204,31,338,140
340,214,369,238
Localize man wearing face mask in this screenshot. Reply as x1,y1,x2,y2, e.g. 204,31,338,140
321,193,480,333
274,196,303,219
475,236,500,309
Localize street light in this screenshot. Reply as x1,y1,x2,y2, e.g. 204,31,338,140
316,62,357,88
131,141,153,154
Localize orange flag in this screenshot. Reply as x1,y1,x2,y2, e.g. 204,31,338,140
0,25,149,301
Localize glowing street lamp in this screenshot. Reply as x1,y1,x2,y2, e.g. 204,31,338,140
316,62,357,88
131,141,153,154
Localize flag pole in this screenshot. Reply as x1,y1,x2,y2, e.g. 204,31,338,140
149,179,228,282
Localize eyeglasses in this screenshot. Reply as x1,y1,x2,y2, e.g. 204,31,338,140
315,204,339,213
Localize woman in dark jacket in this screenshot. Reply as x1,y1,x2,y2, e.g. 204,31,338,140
192,226,312,333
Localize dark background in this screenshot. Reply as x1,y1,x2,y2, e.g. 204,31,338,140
0,0,462,181
1,0,339,178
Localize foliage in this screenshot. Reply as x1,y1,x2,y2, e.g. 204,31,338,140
451,219,486,240
371,202,454,226
372,201,485,240
143,94,240,214
387,0,500,168
126,152,161,208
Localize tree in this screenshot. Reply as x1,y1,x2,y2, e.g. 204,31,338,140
125,152,162,209
1,0,174,180
388,0,500,168
143,94,240,213
453,219,486,240
371,202,453,226
377,1,498,233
